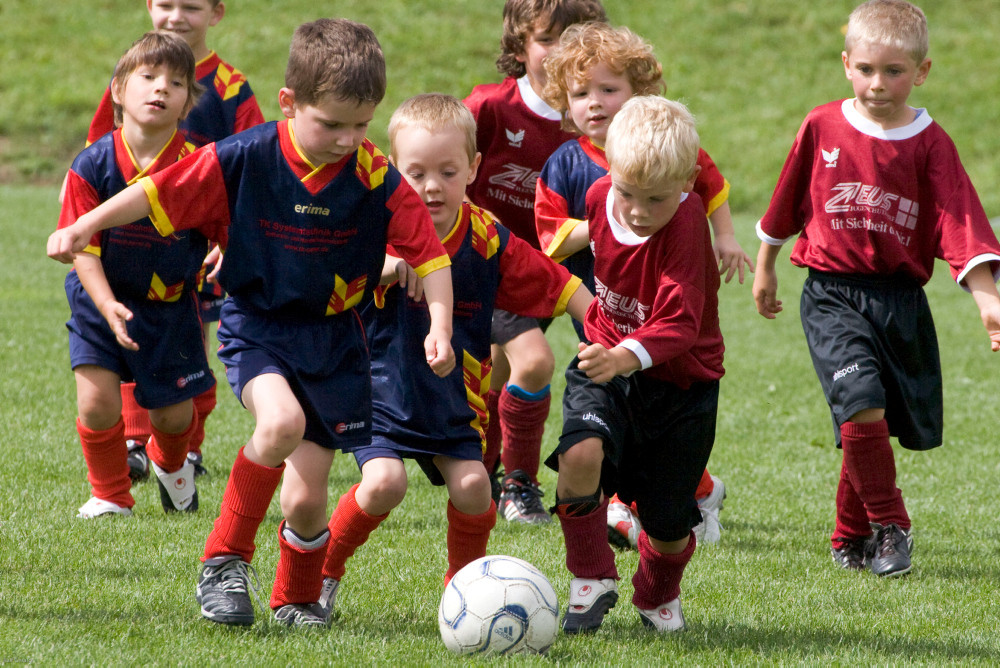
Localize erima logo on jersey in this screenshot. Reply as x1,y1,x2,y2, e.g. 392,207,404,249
825,182,919,230
582,412,608,429
335,420,366,434
832,362,860,382
822,147,840,168
295,203,331,216
505,128,525,148
176,370,207,389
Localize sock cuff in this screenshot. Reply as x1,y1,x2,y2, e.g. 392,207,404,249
76,416,125,443
281,521,331,551
841,418,889,439
447,499,498,531
504,383,551,402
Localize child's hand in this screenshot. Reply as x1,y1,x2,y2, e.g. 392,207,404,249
47,226,88,263
752,267,783,319
99,300,138,351
394,259,424,302
713,234,755,284
577,341,638,384
424,328,456,377
203,244,223,284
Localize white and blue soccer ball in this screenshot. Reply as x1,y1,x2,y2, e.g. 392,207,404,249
438,555,559,655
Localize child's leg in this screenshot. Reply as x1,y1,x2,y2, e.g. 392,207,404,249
187,384,217,460
436,457,496,583
322,459,403,582
497,328,554,483
120,381,152,444
74,365,133,513
631,532,695,631
840,411,909,529
482,388,503,475
147,400,199,512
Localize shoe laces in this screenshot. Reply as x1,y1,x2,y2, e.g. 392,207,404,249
214,559,265,611
875,525,905,555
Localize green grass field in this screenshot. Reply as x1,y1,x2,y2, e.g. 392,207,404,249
3,0,1000,664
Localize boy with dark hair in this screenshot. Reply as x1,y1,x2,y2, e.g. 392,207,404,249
83,0,265,482
48,18,455,627
547,96,724,634
464,0,607,525
753,0,1000,578
59,30,210,518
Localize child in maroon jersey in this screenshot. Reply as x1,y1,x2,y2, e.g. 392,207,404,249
753,0,1000,578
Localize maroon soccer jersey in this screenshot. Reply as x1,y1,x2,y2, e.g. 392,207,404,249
759,99,1000,284
584,176,724,387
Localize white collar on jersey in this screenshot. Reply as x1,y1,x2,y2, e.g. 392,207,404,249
604,188,690,245
517,75,562,121
841,98,933,140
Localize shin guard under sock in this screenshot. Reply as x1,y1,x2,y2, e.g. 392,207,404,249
146,411,197,473
77,417,133,509
632,530,696,609
322,484,390,581
556,497,618,580
841,419,910,530
498,386,550,482
270,521,330,608
445,499,497,584
120,382,152,443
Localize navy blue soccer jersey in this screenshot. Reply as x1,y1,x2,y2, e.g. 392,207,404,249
365,202,581,454
141,121,450,321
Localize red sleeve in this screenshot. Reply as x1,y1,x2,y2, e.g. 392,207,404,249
59,170,104,250
86,88,115,147
494,232,582,317
234,97,265,133
693,148,730,217
384,181,450,277
534,178,577,258
142,144,230,245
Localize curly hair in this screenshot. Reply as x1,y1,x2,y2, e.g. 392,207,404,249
495,0,607,78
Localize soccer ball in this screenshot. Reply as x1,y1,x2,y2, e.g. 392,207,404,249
438,555,559,655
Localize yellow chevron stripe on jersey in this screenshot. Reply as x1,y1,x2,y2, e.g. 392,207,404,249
147,272,184,302
214,62,248,101
462,351,492,451
355,141,387,190
326,274,368,315
469,208,500,260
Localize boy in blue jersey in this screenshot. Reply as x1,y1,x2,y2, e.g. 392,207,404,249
316,94,593,612
48,19,455,628
58,31,211,518
83,0,265,482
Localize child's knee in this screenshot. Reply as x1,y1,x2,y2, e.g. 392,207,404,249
360,463,408,509
254,410,306,449
559,438,604,474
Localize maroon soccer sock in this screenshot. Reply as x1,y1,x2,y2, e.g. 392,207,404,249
202,447,284,563
841,419,910,530
120,382,152,444
270,521,330,608
322,484,390,581
631,530,695,609
556,498,618,580
146,410,197,473
498,386,550,482
482,389,502,474
188,384,217,456
77,417,134,509
832,457,871,544
445,499,497,584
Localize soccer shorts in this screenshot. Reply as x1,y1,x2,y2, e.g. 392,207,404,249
489,309,540,346
800,270,943,450
349,433,484,486
65,271,214,409
216,298,372,451
546,356,718,542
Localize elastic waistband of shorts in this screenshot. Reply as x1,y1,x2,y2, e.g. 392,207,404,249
807,269,922,290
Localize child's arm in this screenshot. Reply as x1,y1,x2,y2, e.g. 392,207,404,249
380,254,425,301
548,220,590,260
752,241,784,319
417,266,455,377
709,202,754,284
577,341,640,384
48,183,153,263
565,284,594,322
73,252,138,351
963,263,1000,352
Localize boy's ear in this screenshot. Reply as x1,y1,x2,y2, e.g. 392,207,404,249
841,51,852,80
278,88,297,119
682,164,701,193
467,152,483,185
914,58,931,86
210,2,225,27
110,76,123,106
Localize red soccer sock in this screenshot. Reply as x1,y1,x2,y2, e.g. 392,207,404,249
556,498,618,580
694,468,714,500
631,530,696,609
832,457,871,544
498,386,550,482
445,499,497,585
322,484,390,581
270,521,330,609
841,419,910,530
188,384,217,456
203,447,284,563
77,417,134,509
146,410,197,473
120,382,151,444
482,389,502,474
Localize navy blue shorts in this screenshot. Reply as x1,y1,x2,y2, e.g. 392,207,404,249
198,292,226,324
216,298,372,451
546,356,718,542
349,434,484,486
65,272,214,409
800,271,942,450
490,309,540,346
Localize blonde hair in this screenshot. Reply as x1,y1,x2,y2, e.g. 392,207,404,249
285,18,385,106
111,30,203,127
845,0,928,63
542,22,664,132
605,96,698,188
388,93,478,164
496,0,607,78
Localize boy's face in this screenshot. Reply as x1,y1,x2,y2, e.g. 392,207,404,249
392,125,481,237
112,64,191,133
515,18,563,90
147,0,224,54
842,41,930,129
279,89,376,166
567,63,634,146
609,167,697,238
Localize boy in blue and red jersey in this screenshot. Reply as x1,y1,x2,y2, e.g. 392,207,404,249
316,94,592,613
753,0,1000,578
535,22,748,547
84,0,265,480
48,19,455,628
59,31,212,519
547,97,724,634
463,0,607,527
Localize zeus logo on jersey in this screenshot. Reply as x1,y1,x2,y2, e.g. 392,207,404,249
825,182,920,230
488,163,540,193
594,277,651,332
